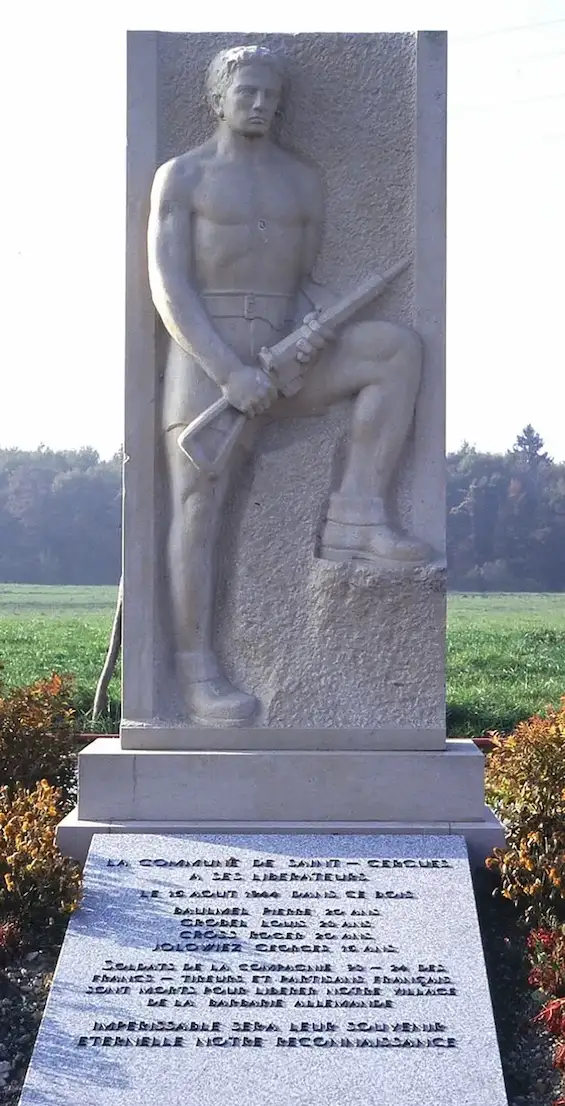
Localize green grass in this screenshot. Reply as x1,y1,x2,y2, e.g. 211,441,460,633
0,585,120,732
0,584,118,616
448,592,565,736
0,586,564,737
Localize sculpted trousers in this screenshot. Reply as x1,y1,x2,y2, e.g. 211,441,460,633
163,312,422,666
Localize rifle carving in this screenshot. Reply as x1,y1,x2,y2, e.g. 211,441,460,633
177,259,409,476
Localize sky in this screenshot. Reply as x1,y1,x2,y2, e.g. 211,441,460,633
1,0,564,461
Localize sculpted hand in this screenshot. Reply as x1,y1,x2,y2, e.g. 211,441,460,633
223,365,278,417
295,312,335,365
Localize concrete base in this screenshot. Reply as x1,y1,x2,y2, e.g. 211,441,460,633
74,738,484,823
56,807,505,869
56,737,505,868
121,722,446,751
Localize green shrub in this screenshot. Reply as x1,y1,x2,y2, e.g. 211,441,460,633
485,697,565,925
0,780,82,937
0,672,77,803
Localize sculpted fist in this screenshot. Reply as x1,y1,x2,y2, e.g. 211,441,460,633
295,312,335,365
223,365,277,417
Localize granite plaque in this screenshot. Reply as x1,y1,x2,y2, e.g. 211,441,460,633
19,834,508,1106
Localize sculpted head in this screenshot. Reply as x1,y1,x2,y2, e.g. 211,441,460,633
207,45,287,138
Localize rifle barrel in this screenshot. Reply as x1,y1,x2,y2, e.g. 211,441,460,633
318,259,410,330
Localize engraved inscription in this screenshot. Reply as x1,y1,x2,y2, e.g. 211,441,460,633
77,850,460,1053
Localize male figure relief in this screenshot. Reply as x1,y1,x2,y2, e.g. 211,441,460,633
148,45,427,726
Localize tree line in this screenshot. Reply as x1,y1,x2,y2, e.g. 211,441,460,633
0,446,121,585
448,426,565,591
0,426,564,590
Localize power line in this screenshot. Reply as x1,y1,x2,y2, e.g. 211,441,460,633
453,91,565,112
506,47,565,63
455,18,565,42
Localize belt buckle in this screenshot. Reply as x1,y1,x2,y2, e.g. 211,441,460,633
244,294,257,320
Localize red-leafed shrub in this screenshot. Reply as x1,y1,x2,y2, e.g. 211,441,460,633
0,673,77,803
0,918,22,963
485,698,565,925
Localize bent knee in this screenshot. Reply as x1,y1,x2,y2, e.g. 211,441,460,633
342,320,422,378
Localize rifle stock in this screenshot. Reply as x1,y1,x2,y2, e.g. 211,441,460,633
177,396,245,477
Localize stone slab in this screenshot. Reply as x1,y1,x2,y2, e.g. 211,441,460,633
75,739,485,824
56,810,506,870
124,31,447,730
122,29,158,725
120,724,446,751
20,833,507,1106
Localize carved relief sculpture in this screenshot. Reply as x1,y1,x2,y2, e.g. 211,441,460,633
147,45,430,726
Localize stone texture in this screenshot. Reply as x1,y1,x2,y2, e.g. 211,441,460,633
122,31,447,731
21,834,507,1106
217,542,445,729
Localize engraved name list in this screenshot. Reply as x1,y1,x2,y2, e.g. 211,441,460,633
77,842,460,1053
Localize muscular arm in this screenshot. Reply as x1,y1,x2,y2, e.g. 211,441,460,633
300,165,324,277
297,165,335,311
147,156,242,387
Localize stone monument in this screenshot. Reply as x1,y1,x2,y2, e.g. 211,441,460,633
57,31,504,865
37,35,511,1106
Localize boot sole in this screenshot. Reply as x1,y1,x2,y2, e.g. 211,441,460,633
319,545,429,570
188,704,259,727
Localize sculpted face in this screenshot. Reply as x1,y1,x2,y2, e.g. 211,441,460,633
221,63,282,138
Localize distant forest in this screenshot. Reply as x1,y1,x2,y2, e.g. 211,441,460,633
0,425,564,590
0,447,122,586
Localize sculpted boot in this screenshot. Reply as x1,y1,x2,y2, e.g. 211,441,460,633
177,651,258,726
320,493,431,566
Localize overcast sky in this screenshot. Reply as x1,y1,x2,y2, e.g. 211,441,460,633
2,0,564,460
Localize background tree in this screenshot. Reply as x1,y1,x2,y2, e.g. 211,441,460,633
0,447,121,584
512,423,552,467
0,430,563,590
448,427,565,591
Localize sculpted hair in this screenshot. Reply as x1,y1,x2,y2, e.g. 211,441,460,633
206,45,287,117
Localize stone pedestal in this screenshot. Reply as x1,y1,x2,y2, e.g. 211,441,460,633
57,737,504,867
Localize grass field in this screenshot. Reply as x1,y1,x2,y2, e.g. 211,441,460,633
0,585,121,730
447,592,565,735
0,585,564,736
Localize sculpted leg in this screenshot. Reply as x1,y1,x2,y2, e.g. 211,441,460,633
165,434,258,724
338,325,422,499
279,320,430,564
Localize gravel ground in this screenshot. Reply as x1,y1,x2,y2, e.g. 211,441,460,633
0,885,561,1106
475,868,562,1106
0,942,60,1106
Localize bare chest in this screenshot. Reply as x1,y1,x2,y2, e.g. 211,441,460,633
193,162,304,229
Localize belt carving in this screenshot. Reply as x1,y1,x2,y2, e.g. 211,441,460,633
201,292,296,331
